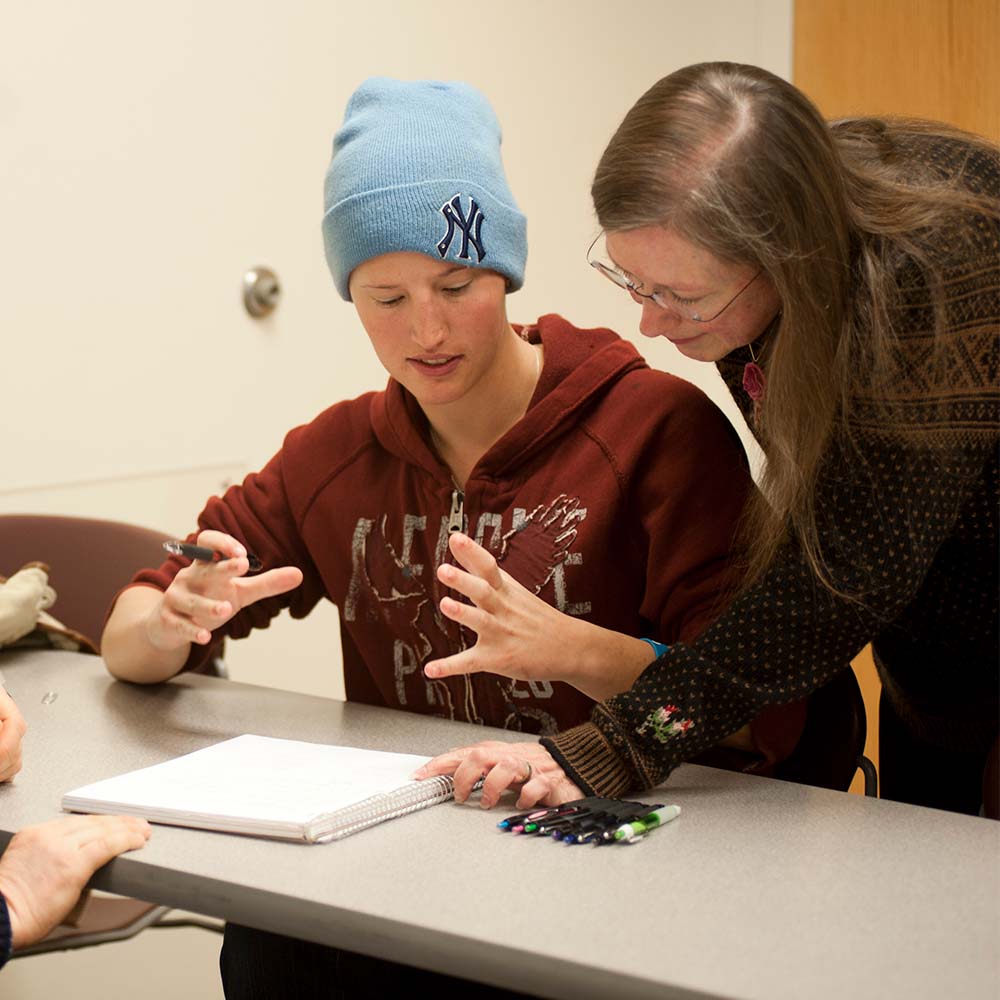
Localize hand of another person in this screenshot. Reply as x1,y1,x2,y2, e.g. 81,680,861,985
424,533,655,701
147,530,303,650
0,688,26,783
0,815,151,949
424,532,587,685
413,740,583,809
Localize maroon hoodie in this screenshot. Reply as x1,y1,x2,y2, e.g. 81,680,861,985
132,314,753,737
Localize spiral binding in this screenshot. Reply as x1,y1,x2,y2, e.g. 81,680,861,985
307,774,456,842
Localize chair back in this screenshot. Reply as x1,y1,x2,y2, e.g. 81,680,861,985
983,737,999,820
0,514,168,652
772,667,869,792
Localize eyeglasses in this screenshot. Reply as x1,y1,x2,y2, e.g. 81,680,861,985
587,232,761,324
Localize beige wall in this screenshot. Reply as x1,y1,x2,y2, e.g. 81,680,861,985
2,2,792,995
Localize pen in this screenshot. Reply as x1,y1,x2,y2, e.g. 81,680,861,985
521,819,554,834
498,804,584,831
579,817,631,845
523,806,591,834
514,815,574,834
560,813,617,845
592,801,665,845
535,815,588,836
613,805,682,843
499,808,554,832
163,541,262,574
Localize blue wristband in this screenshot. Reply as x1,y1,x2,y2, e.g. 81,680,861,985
639,638,669,659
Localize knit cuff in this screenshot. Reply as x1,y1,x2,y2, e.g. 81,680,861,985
541,723,637,798
0,891,12,969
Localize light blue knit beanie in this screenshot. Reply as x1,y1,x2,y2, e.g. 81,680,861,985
322,77,527,301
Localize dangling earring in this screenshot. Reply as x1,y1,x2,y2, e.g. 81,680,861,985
742,343,766,403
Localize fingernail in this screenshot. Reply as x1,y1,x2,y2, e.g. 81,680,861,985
410,769,424,779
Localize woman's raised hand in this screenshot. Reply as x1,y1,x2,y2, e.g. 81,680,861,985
424,532,583,685
146,530,303,650
424,532,655,702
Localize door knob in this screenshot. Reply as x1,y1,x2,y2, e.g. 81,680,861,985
242,267,281,318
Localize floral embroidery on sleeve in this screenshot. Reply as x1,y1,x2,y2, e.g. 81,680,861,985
637,705,696,744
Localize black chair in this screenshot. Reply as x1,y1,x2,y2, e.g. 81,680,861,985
772,667,878,796
983,737,998,820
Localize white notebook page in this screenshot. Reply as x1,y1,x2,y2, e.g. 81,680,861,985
64,735,432,826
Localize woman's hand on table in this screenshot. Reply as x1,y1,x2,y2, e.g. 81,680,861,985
413,740,582,809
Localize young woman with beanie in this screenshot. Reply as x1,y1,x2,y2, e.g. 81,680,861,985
418,62,1000,819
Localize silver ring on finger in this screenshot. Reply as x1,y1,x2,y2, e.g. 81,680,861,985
518,760,533,784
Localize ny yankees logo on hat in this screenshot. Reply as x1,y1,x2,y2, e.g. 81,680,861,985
437,194,486,262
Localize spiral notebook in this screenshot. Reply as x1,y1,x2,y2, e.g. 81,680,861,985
62,734,456,843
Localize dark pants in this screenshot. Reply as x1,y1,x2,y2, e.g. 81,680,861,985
878,690,995,816
220,922,540,1000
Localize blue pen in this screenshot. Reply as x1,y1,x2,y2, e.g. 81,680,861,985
581,816,631,845
536,815,587,836
561,813,616,845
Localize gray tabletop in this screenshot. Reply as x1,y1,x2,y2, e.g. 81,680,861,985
1,649,997,1000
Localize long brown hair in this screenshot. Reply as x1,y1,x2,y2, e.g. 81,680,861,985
593,62,999,596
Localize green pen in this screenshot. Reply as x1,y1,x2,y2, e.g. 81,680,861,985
613,804,682,842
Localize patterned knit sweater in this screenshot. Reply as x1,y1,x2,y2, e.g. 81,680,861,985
0,891,10,969
544,134,999,796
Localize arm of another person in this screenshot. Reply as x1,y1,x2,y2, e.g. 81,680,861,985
419,383,756,805
0,688,26,783
543,431,998,796
102,444,327,683
424,382,747,701
0,815,151,962
424,532,656,702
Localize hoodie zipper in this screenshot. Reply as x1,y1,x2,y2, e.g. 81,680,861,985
447,488,465,534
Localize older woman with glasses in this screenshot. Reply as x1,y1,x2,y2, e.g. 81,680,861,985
419,61,999,818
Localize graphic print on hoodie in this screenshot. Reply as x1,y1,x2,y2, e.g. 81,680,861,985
133,315,752,739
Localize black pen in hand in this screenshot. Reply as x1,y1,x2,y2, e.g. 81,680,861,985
162,541,263,574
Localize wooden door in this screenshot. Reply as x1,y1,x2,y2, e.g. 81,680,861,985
793,0,1000,793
